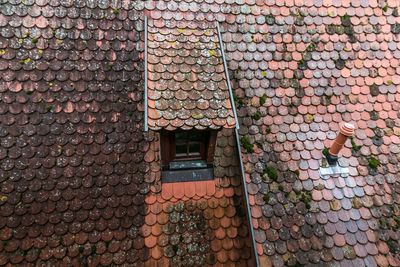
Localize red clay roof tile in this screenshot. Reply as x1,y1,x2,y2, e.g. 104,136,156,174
2,0,400,266
146,23,236,131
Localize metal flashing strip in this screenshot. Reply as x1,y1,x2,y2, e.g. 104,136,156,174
234,129,260,267
319,158,350,179
144,16,149,132
217,20,258,266
161,168,214,183
216,22,240,130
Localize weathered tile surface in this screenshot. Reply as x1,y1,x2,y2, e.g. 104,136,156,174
0,1,251,266
147,22,236,130
144,129,254,266
216,1,399,266
141,0,400,266
1,0,400,266
0,1,152,265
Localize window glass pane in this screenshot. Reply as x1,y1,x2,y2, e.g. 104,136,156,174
188,132,201,141
175,131,188,141
174,131,204,159
188,143,200,154
176,145,187,155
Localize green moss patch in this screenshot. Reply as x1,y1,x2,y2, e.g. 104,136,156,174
367,156,381,170
392,23,400,34
265,14,275,25
299,191,312,209
264,165,278,181
340,14,351,27
350,137,361,152
322,147,329,158
382,3,389,12
387,238,399,254
298,58,307,70
306,42,317,52
46,104,53,113
233,94,245,109
259,94,267,106
240,136,253,153
251,110,262,121
393,216,400,231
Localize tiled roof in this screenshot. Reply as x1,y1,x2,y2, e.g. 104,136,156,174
144,128,254,265
217,2,400,267
144,0,400,266
0,3,251,265
1,0,400,267
147,21,236,130
0,1,151,265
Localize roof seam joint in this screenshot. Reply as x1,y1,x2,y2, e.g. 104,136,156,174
215,21,240,130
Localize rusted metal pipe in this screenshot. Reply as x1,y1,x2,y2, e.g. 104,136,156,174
326,123,355,165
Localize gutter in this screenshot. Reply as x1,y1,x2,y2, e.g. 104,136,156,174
217,21,260,266
144,16,149,132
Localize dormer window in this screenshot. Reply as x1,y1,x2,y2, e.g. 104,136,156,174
160,130,217,182
145,24,238,183
175,131,205,161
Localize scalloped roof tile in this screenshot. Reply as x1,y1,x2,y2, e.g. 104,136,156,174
1,0,400,266
146,21,236,130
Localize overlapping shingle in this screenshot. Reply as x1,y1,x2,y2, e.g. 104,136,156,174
0,1,152,265
144,128,254,266
218,1,400,266
1,0,400,266
143,0,400,266
146,21,236,130
0,2,252,263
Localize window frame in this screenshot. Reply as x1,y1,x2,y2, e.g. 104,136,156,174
174,131,205,160
160,130,217,169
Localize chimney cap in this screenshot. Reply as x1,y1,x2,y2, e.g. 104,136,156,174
339,123,355,137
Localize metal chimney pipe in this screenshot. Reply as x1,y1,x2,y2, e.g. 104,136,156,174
326,123,355,165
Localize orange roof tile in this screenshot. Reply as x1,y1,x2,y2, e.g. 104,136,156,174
2,0,399,266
